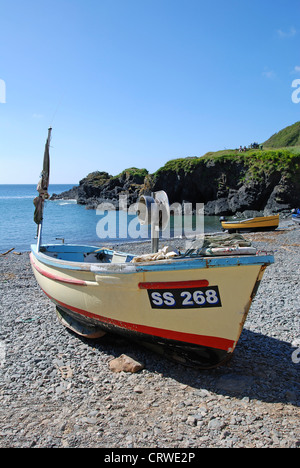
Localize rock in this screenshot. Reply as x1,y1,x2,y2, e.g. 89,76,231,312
50,168,149,209
208,418,226,431
186,416,197,426
108,354,144,373
133,385,143,394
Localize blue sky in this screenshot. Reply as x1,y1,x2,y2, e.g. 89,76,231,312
0,0,299,184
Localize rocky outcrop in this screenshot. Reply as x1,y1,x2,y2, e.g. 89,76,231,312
51,168,149,209
51,151,300,216
151,153,300,215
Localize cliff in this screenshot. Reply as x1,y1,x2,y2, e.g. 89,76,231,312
52,168,149,209
51,123,300,216
151,150,300,215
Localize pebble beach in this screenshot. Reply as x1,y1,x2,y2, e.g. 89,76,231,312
0,220,299,449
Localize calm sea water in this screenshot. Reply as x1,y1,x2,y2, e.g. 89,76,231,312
0,185,221,253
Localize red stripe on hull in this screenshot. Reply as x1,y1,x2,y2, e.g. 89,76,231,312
43,290,234,352
138,279,209,289
30,254,87,286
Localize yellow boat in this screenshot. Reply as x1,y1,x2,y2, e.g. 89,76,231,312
30,128,275,368
220,215,279,233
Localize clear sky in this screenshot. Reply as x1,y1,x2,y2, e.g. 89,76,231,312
0,0,299,184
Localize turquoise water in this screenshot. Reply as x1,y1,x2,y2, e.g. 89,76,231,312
0,185,221,252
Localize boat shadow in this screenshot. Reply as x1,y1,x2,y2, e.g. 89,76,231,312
83,327,299,407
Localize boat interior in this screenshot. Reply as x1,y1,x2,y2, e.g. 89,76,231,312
38,245,136,264
34,232,259,265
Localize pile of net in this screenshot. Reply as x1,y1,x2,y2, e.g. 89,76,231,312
131,234,257,263
183,233,256,257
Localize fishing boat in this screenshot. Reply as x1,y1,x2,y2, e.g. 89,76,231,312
220,214,279,233
291,208,300,225
30,129,274,368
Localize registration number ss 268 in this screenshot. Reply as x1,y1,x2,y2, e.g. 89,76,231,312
147,286,222,309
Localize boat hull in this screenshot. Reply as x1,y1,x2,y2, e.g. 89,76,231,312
30,245,274,368
221,215,279,233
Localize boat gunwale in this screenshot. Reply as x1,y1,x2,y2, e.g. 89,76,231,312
30,244,274,273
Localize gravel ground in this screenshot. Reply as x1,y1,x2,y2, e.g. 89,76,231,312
0,220,299,448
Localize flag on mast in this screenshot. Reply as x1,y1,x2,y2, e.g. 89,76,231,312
33,128,52,249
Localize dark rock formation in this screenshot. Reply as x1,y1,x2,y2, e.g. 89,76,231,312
51,152,300,216
51,168,149,209
151,152,300,215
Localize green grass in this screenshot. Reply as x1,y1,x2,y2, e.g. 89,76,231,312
114,167,148,179
263,121,300,148
153,148,300,184
80,171,111,186
153,157,203,176
81,122,300,189
80,168,149,187
202,149,300,182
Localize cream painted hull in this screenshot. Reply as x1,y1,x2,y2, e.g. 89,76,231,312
30,245,273,367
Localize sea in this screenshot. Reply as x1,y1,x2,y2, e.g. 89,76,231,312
0,184,222,253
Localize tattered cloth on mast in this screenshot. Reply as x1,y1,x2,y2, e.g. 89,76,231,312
33,133,50,225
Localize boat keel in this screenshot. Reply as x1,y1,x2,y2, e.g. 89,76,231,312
56,306,106,339
55,306,231,369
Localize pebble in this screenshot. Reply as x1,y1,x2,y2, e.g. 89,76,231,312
0,220,299,448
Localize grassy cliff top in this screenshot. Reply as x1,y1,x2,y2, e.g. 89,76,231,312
80,167,149,186
153,149,300,183
81,122,300,185
154,121,300,176
263,121,300,148
112,167,148,180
